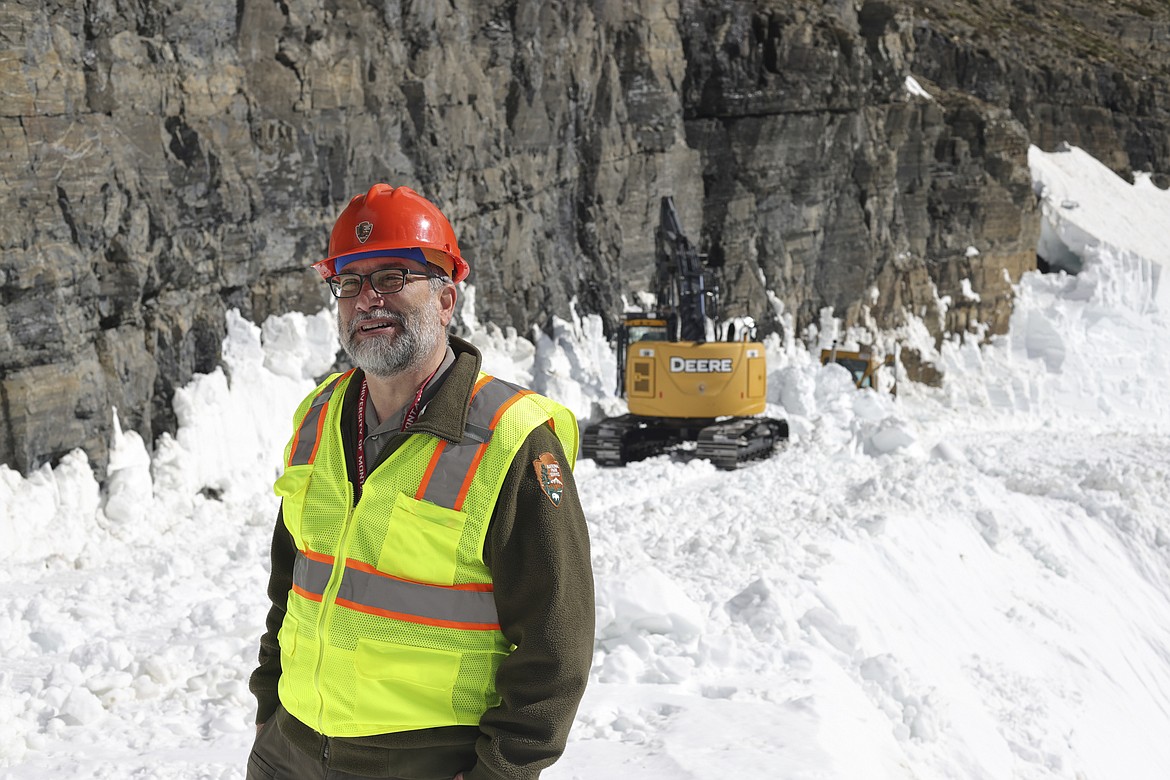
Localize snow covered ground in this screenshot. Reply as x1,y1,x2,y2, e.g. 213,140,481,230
2,145,1168,779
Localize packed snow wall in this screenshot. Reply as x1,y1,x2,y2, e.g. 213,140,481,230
1031,144,1170,311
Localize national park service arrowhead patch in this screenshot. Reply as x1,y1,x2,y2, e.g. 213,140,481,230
532,452,564,507
355,220,373,244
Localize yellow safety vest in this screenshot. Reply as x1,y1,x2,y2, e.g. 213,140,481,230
273,369,578,737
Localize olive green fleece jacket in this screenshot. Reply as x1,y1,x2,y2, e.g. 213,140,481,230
249,336,595,780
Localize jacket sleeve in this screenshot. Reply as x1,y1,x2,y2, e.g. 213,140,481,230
466,424,595,780
248,507,296,725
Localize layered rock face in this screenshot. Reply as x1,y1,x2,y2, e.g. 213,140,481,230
2,0,1167,474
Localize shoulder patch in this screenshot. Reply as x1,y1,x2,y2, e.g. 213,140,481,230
532,452,565,508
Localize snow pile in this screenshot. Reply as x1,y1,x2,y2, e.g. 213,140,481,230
460,286,625,424
1031,143,1170,308
2,145,1170,779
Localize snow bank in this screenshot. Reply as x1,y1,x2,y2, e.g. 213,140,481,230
1031,143,1170,309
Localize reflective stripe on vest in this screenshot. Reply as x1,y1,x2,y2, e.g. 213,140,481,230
288,370,355,467
291,549,332,602
415,375,533,510
292,549,500,630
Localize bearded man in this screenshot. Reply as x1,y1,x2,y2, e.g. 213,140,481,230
246,184,594,780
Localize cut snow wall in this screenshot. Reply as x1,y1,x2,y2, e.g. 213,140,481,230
1030,144,1170,311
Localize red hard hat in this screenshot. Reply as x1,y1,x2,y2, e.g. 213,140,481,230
313,184,469,283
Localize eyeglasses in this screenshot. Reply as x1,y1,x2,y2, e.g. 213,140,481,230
326,268,440,299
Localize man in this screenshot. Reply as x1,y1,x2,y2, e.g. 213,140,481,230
248,184,594,780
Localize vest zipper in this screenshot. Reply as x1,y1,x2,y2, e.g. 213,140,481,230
322,736,331,763
312,480,357,735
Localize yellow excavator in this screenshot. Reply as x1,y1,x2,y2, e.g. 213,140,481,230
820,342,898,394
582,197,788,469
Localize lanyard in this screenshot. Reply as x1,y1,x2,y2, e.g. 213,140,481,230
354,365,440,496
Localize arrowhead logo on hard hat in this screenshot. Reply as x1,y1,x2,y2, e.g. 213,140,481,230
355,221,373,244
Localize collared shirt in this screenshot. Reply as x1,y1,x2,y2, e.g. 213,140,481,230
360,345,457,468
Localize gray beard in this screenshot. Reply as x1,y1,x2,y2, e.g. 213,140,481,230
339,304,445,378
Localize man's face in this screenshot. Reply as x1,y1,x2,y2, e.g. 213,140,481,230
335,256,456,378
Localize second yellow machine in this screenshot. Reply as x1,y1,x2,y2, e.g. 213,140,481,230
582,197,788,469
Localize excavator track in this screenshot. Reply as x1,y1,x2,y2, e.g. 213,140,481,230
580,415,638,467
695,417,789,469
581,415,706,467
582,414,787,470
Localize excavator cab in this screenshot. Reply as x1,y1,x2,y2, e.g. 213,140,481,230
622,317,670,344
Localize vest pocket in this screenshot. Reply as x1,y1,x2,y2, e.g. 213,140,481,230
378,493,467,586
276,613,305,719
273,465,314,546
353,639,460,725
277,613,298,657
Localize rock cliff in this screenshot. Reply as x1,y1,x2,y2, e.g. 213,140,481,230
2,0,1167,474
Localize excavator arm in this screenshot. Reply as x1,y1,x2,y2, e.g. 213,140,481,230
655,196,716,343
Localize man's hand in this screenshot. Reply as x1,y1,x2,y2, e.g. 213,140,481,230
453,774,464,780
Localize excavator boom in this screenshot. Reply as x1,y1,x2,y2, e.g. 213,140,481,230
656,197,711,341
